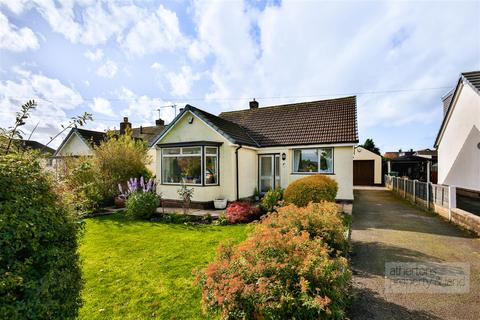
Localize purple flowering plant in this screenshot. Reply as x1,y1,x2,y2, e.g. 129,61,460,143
118,176,156,199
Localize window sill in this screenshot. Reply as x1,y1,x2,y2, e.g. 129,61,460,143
160,183,220,187
291,172,335,175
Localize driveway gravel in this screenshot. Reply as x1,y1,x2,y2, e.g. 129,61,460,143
350,190,480,320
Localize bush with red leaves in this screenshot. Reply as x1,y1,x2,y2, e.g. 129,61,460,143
225,201,260,224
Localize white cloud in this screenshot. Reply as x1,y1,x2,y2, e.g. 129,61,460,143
166,66,200,96
28,1,143,46
189,0,479,135
84,48,104,61
0,0,30,15
121,5,187,56
118,87,175,125
0,68,84,147
96,60,118,78
0,12,39,51
90,97,114,116
151,62,164,70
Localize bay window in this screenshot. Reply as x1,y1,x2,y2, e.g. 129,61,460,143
293,148,333,174
162,146,219,185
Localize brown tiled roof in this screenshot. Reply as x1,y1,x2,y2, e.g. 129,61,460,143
129,125,165,145
383,152,400,159
219,96,358,147
463,71,480,92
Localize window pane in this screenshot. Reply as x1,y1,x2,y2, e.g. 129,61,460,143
182,147,201,155
163,148,180,155
319,148,333,173
205,147,217,155
163,156,202,184
260,156,272,177
260,178,273,193
293,149,318,172
275,155,281,188
205,155,218,185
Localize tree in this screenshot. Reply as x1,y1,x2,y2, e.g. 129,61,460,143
360,138,381,155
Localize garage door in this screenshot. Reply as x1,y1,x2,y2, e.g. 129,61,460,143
354,160,375,186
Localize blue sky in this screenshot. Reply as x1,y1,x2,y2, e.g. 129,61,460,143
1,0,479,152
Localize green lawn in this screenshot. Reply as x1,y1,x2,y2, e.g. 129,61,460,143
79,213,249,319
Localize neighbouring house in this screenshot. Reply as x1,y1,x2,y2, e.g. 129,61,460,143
2,139,56,167
52,117,165,173
384,148,438,183
353,146,382,186
434,71,480,192
386,151,434,182
149,96,358,208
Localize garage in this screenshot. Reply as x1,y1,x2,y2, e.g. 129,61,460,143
354,160,375,185
353,147,382,186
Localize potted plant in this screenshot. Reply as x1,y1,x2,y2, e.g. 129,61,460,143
114,195,126,208
214,197,227,209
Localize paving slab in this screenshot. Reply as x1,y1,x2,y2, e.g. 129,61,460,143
350,190,480,320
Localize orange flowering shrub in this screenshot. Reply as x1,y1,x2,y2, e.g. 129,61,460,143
196,228,351,319
284,175,338,207
260,202,349,256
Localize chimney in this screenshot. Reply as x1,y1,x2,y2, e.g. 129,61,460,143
249,98,259,109
120,117,131,135
155,118,165,126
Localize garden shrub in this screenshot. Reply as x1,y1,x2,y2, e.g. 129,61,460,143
260,202,349,256
0,154,83,319
284,174,338,207
93,131,151,199
125,191,160,220
260,187,283,213
197,228,351,319
63,157,104,215
61,131,152,212
226,201,261,224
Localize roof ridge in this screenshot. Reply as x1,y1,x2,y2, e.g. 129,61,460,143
219,95,356,115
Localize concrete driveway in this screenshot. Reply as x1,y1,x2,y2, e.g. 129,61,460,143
350,190,480,320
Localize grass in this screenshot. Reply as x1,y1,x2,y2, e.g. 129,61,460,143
79,212,249,319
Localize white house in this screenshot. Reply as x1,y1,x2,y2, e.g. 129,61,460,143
149,96,359,208
52,117,165,173
434,71,480,192
353,146,382,185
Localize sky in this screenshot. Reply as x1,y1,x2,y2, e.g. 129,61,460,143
0,0,479,152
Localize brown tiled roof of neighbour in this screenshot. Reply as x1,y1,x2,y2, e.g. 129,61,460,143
383,152,400,159
129,125,165,145
219,96,358,147
463,71,480,93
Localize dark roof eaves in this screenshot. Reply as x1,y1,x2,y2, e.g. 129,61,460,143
189,107,259,147
434,73,477,147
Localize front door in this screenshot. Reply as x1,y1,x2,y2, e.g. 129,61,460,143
259,154,281,193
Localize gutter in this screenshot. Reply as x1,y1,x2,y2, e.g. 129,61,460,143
235,145,243,200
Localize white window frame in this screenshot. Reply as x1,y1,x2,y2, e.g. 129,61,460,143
292,147,334,174
162,147,203,185
204,147,219,186
161,146,220,186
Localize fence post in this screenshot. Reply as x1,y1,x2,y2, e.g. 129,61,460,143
413,180,416,203
448,185,456,221
426,161,431,210
404,178,407,198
